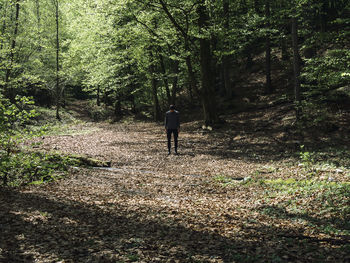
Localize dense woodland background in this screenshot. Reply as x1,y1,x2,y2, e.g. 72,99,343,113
1,0,350,184
1,1,350,262
0,0,348,120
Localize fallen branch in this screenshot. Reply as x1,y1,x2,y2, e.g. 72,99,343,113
67,154,111,168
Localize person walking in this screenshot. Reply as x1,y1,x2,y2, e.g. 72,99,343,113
165,105,180,155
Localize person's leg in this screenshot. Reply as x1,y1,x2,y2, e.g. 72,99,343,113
174,129,178,154
167,129,172,154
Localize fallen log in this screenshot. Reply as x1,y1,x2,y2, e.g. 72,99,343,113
41,152,111,168
67,154,111,168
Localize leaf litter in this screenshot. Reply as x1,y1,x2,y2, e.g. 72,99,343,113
1,114,350,262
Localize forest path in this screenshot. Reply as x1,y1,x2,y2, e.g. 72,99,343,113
1,114,349,262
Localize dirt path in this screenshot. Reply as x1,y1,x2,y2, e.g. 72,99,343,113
1,118,349,262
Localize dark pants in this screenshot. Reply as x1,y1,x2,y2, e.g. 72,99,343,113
167,129,178,152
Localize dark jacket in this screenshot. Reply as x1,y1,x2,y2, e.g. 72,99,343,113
165,110,180,129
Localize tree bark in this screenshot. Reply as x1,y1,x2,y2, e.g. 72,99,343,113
171,60,179,105
4,0,20,101
54,0,61,120
319,0,327,32
0,1,9,50
198,2,219,126
97,86,101,106
265,0,272,94
222,0,232,98
158,0,197,103
291,17,301,118
159,53,171,105
35,0,42,51
185,55,195,102
149,51,161,121
114,96,122,118
281,34,289,61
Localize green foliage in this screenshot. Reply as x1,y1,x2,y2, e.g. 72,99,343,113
298,145,315,172
260,177,350,235
88,104,112,122
0,95,41,185
303,49,350,92
0,151,77,187
296,99,333,133
0,95,38,153
0,0,349,125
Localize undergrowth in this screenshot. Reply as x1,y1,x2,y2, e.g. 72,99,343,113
0,103,91,187
0,152,81,187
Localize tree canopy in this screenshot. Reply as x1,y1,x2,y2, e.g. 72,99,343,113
0,0,349,123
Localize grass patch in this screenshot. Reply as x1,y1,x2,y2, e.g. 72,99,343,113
0,152,77,187
28,106,99,136
213,175,251,187
258,178,350,236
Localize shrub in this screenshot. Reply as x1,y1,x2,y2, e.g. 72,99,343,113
0,95,39,185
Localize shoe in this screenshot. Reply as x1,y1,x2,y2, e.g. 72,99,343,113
168,151,171,155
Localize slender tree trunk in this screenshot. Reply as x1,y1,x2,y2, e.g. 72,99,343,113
0,1,9,50
291,17,301,118
198,2,218,126
171,60,179,105
265,0,272,94
114,94,121,118
185,55,195,102
184,38,197,102
159,54,171,105
151,74,161,121
4,0,20,101
62,88,66,108
97,86,100,106
320,0,327,32
158,1,196,103
281,34,289,61
3,171,8,186
35,0,42,51
246,51,253,69
149,51,161,121
54,0,61,120
222,0,232,98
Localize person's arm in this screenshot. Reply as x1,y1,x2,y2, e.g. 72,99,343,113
165,114,168,132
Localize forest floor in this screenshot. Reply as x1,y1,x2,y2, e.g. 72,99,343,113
1,101,350,262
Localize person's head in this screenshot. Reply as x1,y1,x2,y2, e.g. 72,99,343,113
169,105,175,112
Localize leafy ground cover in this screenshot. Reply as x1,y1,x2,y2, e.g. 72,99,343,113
0,104,349,262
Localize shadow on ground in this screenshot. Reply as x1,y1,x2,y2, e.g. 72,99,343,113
0,188,348,262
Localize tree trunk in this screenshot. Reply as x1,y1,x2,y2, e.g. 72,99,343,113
281,35,289,61
4,0,20,101
265,0,272,94
184,37,197,102
158,0,196,104
320,0,327,32
222,0,232,98
171,60,179,105
198,2,219,126
35,0,42,51
54,0,61,120
114,96,122,118
0,1,9,50
149,51,161,121
159,53,171,105
291,17,301,118
62,87,66,108
151,74,161,121
97,86,100,106
185,55,195,102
